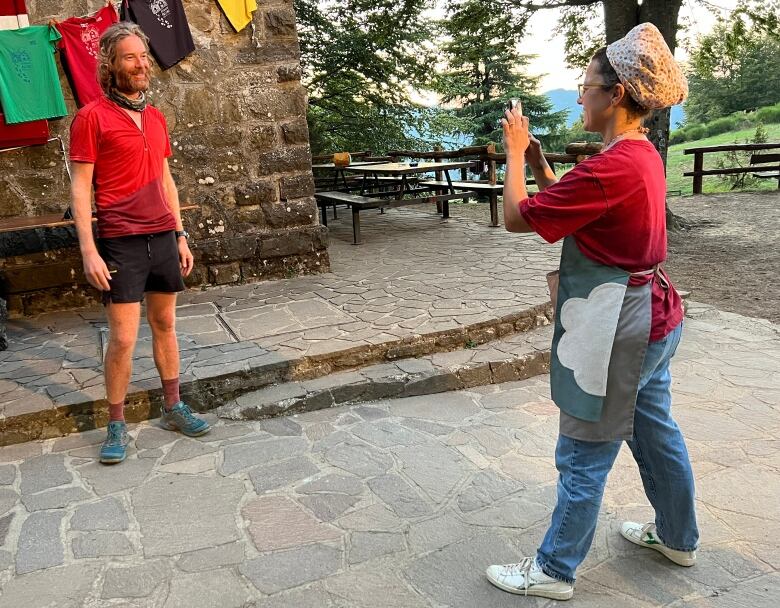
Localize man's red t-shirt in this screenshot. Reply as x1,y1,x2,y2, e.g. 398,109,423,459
519,139,684,341
57,4,118,107
69,96,177,238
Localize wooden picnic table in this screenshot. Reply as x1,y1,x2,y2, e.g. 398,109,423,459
311,160,388,190
315,161,478,244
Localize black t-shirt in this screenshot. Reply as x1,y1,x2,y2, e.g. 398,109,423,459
121,0,194,70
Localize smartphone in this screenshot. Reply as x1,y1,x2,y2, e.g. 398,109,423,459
507,99,522,115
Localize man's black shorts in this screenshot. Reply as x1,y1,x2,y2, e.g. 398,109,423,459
97,231,185,304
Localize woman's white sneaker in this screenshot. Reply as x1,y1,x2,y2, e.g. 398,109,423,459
620,521,696,567
486,557,574,601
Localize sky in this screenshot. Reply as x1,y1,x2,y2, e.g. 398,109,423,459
413,0,739,103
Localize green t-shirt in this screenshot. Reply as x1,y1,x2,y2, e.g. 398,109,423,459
0,26,67,124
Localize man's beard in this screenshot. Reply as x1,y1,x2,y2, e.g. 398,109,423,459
113,67,149,96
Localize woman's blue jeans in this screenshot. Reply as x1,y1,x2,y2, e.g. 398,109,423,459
536,322,699,584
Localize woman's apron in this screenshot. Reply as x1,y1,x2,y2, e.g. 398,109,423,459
551,236,658,442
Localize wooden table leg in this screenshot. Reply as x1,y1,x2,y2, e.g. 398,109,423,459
320,202,328,226
489,192,499,227
352,207,362,245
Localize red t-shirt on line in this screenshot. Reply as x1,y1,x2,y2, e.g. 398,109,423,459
519,139,684,341
69,96,177,238
57,4,118,107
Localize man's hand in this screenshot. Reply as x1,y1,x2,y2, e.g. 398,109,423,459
82,250,112,291
178,238,194,277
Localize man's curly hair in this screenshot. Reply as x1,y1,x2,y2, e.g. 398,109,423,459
97,22,151,94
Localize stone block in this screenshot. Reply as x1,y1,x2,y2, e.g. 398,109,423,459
163,569,253,608
348,531,405,564
262,197,317,229
70,496,129,531
239,543,343,594
132,475,245,556
242,495,341,551
208,262,241,285
264,8,297,37
249,456,319,493
72,532,134,558
249,124,279,150
281,118,308,144
0,563,100,608
177,542,245,572
16,511,65,574
277,64,301,83
102,561,170,599
235,180,278,207
20,453,71,495
280,173,315,200
236,40,302,65
257,145,311,176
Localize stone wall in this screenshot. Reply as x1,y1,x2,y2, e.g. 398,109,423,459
0,0,328,316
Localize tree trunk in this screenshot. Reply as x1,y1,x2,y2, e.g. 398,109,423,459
602,0,685,229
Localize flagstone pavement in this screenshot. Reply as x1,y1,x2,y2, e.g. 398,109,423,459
0,301,777,606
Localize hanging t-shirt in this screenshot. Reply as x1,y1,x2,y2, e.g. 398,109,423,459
217,0,257,32
0,0,29,30
56,4,119,107
120,0,194,69
0,26,67,124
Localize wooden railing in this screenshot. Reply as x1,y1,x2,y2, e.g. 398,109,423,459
683,142,780,194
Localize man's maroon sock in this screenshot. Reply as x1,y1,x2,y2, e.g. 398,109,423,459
162,377,180,411
108,400,125,422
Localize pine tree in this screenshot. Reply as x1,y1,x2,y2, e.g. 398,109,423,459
435,0,568,150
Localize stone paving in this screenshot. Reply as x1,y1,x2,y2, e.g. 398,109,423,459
1,210,557,444
0,302,777,607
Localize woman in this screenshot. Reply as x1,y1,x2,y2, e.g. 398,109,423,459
485,23,699,601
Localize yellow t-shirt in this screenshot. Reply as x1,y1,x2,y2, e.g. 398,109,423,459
217,0,257,32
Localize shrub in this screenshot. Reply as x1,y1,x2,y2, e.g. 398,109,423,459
705,116,739,137
684,124,707,141
755,103,780,124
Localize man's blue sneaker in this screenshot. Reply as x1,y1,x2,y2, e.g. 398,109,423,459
159,401,210,437
100,421,130,464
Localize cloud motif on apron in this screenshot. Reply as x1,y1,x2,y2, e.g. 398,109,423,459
557,282,627,396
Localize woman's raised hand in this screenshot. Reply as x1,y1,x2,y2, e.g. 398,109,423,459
502,105,530,159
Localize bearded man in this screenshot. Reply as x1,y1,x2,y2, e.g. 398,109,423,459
69,22,209,464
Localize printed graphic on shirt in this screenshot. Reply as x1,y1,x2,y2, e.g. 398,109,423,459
9,48,31,82
80,24,100,58
150,0,173,29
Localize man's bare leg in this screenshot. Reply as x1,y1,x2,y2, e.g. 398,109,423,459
146,292,179,390
105,301,142,406
146,292,209,436
100,301,141,464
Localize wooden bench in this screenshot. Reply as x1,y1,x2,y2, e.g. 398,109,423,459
750,152,780,186
315,189,474,244
684,143,780,193
0,205,200,234
419,180,503,227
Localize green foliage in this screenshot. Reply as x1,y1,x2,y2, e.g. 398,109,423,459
547,117,602,152
715,123,771,190
756,104,780,124
434,0,568,150
685,9,780,125
669,103,780,145
294,0,443,154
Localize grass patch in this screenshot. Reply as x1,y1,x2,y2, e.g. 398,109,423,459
666,123,780,196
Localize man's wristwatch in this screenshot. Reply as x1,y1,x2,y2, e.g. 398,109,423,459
175,230,189,240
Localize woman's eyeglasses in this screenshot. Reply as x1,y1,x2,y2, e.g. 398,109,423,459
577,83,610,97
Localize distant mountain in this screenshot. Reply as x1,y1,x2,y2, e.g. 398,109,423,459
544,88,686,130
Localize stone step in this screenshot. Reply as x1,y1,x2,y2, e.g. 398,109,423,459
218,325,553,421
0,304,552,447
